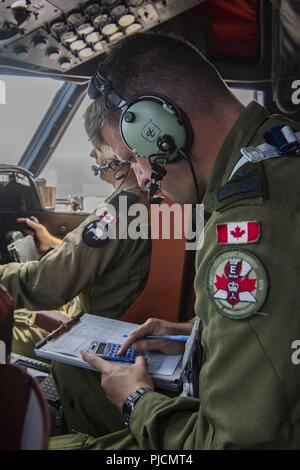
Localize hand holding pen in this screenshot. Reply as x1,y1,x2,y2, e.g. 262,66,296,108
118,317,193,356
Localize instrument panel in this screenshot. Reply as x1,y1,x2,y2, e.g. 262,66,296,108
0,0,203,74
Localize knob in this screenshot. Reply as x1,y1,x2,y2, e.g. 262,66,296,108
124,111,136,123
157,135,176,153
47,47,60,60
50,22,68,38
32,35,48,50
85,4,102,17
11,1,30,24
13,45,30,58
59,57,72,70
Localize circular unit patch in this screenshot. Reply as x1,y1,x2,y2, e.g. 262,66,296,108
82,220,109,248
207,249,267,320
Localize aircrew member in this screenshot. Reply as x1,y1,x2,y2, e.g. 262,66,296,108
0,146,151,359
51,32,300,450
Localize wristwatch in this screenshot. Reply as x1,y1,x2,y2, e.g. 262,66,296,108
122,387,153,426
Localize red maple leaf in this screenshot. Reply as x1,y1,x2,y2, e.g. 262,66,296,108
238,276,256,293
230,226,246,239
214,269,256,307
215,274,256,293
215,274,229,290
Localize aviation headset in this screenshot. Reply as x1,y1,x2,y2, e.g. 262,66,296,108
87,63,200,202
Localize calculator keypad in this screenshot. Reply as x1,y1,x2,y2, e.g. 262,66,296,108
103,342,137,363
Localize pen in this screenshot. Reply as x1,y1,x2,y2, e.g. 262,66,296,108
35,312,84,349
122,334,189,342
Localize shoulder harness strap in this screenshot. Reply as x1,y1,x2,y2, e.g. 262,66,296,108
228,126,300,181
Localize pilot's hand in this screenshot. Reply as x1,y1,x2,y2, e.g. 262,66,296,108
35,310,70,332
17,217,62,252
81,351,153,412
118,318,193,356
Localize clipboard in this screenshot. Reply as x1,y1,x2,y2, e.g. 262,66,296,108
34,313,183,392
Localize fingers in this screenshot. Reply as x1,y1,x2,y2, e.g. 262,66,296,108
17,217,40,230
81,350,111,373
118,331,145,356
134,355,148,367
118,320,157,356
130,339,168,353
118,336,136,356
24,218,40,230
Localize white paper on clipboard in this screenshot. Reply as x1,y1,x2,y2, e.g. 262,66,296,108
34,314,183,390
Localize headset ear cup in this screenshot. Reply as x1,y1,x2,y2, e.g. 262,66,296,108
120,95,193,162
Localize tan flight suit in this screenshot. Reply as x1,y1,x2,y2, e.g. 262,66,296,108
51,101,300,450
0,181,151,358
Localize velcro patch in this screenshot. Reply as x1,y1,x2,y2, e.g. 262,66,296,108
97,210,116,225
82,219,109,248
215,161,267,210
216,221,260,244
217,179,264,202
207,249,268,320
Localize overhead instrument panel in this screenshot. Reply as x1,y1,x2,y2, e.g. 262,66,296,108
0,0,203,74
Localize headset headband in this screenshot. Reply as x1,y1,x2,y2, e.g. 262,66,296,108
88,64,126,109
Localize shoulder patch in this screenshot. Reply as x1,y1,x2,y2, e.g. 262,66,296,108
216,221,260,244
96,210,116,225
207,249,268,320
82,219,109,248
217,179,264,202
216,162,267,210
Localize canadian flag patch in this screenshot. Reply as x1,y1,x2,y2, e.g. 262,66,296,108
98,211,116,225
216,221,260,244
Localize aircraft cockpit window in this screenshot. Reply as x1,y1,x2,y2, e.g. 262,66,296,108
1,75,111,214
0,75,62,166
39,95,112,214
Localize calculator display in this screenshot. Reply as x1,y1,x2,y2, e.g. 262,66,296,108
95,343,107,355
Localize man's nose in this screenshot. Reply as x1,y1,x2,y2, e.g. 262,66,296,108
131,162,150,189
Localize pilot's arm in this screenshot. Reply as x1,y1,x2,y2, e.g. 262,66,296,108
0,208,137,312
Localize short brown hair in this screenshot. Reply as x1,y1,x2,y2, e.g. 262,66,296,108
84,32,231,148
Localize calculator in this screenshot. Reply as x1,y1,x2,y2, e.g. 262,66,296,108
89,341,138,364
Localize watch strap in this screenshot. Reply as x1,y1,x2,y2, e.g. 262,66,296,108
122,387,153,426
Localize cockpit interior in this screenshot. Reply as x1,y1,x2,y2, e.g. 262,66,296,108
1,0,300,451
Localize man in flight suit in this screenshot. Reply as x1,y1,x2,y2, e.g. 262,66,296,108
51,33,300,450
0,146,151,358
